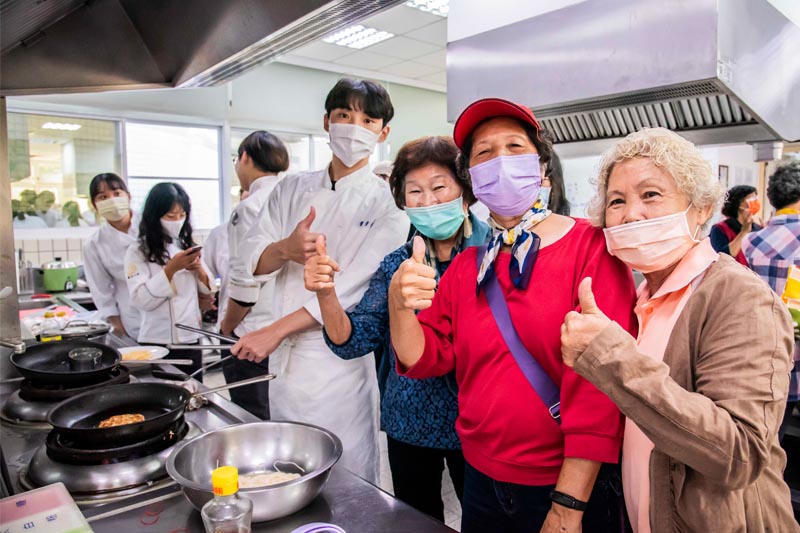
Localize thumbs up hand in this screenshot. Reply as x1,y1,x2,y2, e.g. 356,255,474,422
304,235,341,295
389,236,438,311
286,207,323,265
560,277,612,367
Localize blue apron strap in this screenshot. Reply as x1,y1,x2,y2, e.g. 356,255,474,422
476,246,561,423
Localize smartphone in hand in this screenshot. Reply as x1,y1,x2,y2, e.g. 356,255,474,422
186,245,203,255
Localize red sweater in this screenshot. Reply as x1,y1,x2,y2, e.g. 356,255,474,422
398,219,637,485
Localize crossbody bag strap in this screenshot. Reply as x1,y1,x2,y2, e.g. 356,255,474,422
477,247,561,423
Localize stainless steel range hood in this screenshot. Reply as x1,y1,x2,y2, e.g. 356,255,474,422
447,0,800,148
0,0,404,95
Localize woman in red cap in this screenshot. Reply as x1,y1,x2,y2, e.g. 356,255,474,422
388,98,637,532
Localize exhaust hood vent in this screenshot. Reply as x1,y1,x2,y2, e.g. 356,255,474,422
447,0,800,145
537,82,756,144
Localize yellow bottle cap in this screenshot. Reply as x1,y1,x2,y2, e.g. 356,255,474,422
43,311,55,318
56,311,66,317
211,466,239,496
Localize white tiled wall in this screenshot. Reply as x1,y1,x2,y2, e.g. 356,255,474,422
14,230,211,269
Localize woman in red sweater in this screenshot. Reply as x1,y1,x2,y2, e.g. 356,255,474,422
389,98,637,533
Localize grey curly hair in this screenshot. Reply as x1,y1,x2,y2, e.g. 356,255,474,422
587,127,725,227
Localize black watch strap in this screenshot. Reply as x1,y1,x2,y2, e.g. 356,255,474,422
549,490,588,511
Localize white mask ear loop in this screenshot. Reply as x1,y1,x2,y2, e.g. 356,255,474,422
683,205,703,241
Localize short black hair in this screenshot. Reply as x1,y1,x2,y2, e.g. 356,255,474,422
238,131,290,174
325,78,394,125
389,136,475,210
767,161,800,210
457,118,553,193
89,173,128,206
138,182,194,266
721,185,757,218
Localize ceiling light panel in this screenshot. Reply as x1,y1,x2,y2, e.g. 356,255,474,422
406,0,449,17
323,25,395,50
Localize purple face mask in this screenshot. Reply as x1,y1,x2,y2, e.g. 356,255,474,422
468,154,542,217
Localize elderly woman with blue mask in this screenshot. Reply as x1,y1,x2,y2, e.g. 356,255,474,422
560,127,797,532
304,136,489,521
387,99,638,533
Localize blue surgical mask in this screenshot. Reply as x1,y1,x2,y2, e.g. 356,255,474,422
406,196,466,240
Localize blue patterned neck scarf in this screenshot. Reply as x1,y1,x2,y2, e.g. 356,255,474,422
477,206,551,293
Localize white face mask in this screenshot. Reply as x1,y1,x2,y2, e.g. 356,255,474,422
603,208,700,273
161,217,186,241
328,123,380,167
95,196,130,222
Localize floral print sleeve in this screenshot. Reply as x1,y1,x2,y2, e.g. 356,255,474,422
323,245,409,360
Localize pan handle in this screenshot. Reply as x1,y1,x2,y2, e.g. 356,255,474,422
174,323,236,344
125,359,195,366
191,373,276,399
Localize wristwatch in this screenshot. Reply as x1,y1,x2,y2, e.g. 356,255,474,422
549,490,588,511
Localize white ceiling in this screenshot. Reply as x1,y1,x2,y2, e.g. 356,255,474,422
277,4,447,93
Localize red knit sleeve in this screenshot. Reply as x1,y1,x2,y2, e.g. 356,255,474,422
394,251,467,379
560,228,638,463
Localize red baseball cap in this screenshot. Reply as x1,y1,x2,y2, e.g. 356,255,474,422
453,98,542,150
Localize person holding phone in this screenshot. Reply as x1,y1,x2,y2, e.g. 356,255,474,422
124,182,213,377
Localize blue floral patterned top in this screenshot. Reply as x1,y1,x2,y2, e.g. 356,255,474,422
324,212,491,449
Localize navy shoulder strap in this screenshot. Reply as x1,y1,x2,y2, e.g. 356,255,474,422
477,246,561,423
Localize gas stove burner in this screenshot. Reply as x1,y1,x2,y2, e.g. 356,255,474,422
1,369,137,425
22,421,201,498
19,365,132,402
46,419,189,465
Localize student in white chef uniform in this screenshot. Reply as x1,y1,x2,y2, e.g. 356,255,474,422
83,173,141,340
232,79,409,483
124,182,213,378
215,131,290,419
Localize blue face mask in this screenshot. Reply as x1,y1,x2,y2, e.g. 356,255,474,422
406,196,466,240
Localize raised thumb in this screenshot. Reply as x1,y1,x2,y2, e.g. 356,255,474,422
315,234,327,257
578,277,600,315
300,206,316,229
411,235,426,263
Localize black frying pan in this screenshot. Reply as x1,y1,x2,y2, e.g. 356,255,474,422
47,382,190,446
10,340,121,385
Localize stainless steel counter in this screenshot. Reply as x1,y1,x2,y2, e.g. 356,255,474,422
87,466,456,532
0,335,456,532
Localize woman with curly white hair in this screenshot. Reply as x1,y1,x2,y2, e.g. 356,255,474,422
560,127,798,532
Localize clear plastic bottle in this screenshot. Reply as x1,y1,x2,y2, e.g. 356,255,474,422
201,466,253,533
55,310,68,329
40,311,62,342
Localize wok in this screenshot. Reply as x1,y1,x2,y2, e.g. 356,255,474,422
47,376,275,446
10,340,120,385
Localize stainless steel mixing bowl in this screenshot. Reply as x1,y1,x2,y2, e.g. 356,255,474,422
166,421,342,522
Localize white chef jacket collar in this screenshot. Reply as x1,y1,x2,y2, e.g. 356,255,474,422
249,175,280,196
326,163,376,191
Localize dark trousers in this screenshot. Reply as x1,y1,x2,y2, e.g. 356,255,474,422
149,344,203,382
461,462,625,533
387,436,464,522
221,351,270,420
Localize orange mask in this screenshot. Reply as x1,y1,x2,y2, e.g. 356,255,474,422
747,198,761,215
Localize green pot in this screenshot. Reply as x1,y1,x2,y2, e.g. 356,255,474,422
42,257,79,292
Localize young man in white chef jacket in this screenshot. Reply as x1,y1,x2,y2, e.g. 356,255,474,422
217,131,290,419
232,78,409,483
